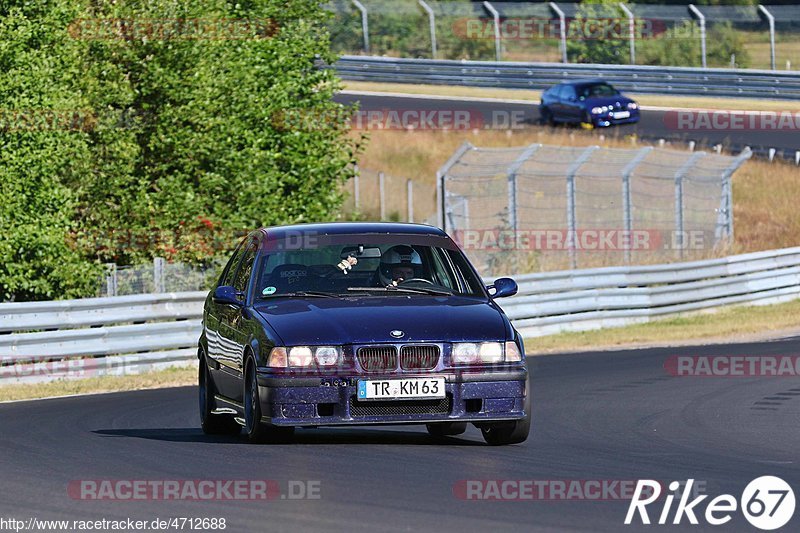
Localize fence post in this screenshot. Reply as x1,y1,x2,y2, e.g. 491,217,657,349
407,179,414,223
688,4,706,69
549,2,568,63
436,141,474,231
715,148,752,243
620,147,653,264
105,263,118,297
153,257,165,293
565,146,599,269
378,171,386,220
758,5,776,71
353,166,360,212
351,0,370,54
673,152,706,258
505,143,542,233
483,1,501,61
619,3,636,65
418,0,437,59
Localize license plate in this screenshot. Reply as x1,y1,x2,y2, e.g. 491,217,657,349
357,378,445,400
612,111,630,119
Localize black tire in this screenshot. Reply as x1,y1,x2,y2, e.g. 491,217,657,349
581,112,595,129
244,360,295,444
480,391,531,446
199,353,241,436
426,422,467,437
540,107,555,127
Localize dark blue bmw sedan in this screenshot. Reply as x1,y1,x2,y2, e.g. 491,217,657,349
198,222,530,445
539,79,640,128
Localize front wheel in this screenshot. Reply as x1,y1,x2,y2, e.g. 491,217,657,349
480,392,531,446
244,360,295,444
199,354,240,435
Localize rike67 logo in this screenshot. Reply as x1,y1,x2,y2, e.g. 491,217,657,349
625,477,795,530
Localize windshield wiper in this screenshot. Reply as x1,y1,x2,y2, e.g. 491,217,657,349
259,291,340,299
347,286,452,296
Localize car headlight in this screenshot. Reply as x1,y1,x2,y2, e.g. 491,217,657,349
451,342,521,364
627,102,638,110
591,107,603,115
267,346,341,367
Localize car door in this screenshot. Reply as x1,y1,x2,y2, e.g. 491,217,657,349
206,241,245,366
549,85,566,121
561,85,581,122
215,237,258,401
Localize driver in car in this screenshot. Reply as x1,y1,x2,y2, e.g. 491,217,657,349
378,245,424,286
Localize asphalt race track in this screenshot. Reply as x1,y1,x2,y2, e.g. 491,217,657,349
1,338,798,532
334,92,800,160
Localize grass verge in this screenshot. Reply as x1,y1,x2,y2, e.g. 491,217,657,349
525,298,800,355
0,365,196,403
342,80,800,112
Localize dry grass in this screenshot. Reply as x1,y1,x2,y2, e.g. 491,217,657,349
354,127,800,254
343,81,800,112
526,298,800,355
0,365,196,402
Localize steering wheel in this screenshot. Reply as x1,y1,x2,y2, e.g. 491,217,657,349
397,277,434,286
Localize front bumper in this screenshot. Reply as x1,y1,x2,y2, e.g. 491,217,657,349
256,369,528,426
592,112,640,127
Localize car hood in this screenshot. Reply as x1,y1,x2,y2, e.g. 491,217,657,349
254,296,510,346
583,95,633,107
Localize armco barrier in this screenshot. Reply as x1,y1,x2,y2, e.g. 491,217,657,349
2,246,799,384
334,55,800,99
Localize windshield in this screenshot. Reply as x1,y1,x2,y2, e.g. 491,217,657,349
254,234,485,298
579,83,618,98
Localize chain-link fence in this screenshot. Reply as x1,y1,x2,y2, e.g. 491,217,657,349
325,1,800,71
438,142,751,275
100,258,221,297
341,167,437,225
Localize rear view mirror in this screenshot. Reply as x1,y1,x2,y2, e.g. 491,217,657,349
340,245,382,259
487,277,518,299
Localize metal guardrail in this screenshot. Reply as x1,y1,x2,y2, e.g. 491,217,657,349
334,55,800,99
2,246,800,383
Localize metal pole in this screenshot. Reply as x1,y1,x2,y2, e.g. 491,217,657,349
418,0,437,59
378,171,386,220
407,179,414,222
483,1,501,61
758,5,776,71
436,141,474,231
619,3,636,65
673,152,705,259
620,147,653,263
688,4,706,69
505,144,541,233
565,146,599,269
714,148,751,243
550,2,568,63
353,166,360,212
351,0,369,54
153,257,165,293
105,263,117,297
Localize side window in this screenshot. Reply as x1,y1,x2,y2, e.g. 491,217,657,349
221,240,246,287
562,85,576,100
232,239,258,294
555,85,566,99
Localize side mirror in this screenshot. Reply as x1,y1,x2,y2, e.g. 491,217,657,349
212,285,244,306
487,277,518,299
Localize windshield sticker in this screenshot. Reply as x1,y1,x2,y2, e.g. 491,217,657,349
262,286,277,295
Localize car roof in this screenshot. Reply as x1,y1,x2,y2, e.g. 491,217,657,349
253,222,449,239
556,79,610,87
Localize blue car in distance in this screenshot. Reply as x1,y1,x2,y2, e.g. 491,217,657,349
539,79,640,127
199,222,530,445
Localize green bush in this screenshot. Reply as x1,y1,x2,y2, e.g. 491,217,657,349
0,0,363,301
